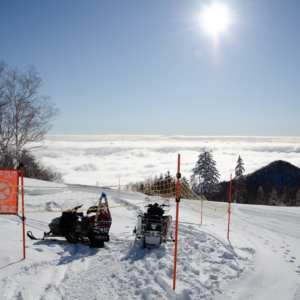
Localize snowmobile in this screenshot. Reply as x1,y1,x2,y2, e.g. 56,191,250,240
27,192,112,248
134,199,173,249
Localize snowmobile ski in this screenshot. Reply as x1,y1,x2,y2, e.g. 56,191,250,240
27,231,65,242
27,231,43,240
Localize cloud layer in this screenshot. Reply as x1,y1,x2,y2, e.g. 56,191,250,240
31,135,300,186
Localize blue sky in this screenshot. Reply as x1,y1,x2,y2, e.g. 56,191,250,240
1,0,300,136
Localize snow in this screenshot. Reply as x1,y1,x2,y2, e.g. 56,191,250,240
1,178,300,299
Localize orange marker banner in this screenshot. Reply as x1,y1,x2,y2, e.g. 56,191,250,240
0,169,19,215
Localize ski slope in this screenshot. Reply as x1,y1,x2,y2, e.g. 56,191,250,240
0,178,300,300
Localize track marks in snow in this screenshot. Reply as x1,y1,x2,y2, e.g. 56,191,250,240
281,243,298,265
2,243,95,300
175,226,251,299
2,224,255,300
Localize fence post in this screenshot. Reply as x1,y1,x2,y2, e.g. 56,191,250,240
173,154,181,290
227,174,232,239
20,163,26,259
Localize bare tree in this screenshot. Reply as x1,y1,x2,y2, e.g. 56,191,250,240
0,60,15,166
0,61,7,103
0,113,14,167
0,63,59,167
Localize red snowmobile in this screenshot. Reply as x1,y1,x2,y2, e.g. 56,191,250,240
27,192,112,248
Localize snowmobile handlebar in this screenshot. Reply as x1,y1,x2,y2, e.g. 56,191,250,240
145,204,170,208
64,205,83,213
73,205,83,211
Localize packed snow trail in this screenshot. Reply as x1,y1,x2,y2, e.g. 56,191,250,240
214,204,300,300
1,221,252,299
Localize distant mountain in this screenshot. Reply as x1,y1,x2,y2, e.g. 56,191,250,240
245,160,300,190
214,160,300,206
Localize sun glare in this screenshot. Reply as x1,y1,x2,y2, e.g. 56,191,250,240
201,3,230,36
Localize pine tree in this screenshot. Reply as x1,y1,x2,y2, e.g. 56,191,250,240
165,170,171,179
153,175,158,194
158,173,164,194
182,176,189,185
191,148,220,198
279,186,289,206
269,187,278,206
233,156,247,203
257,186,266,205
190,176,198,192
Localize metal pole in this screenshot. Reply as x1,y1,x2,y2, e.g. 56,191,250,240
173,154,181,290
201,194,203,224
227,174,232,239
20,164,26,259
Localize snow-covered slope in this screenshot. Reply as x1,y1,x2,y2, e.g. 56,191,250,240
0,178,299,300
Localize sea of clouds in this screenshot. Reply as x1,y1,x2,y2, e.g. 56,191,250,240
31,135,300,187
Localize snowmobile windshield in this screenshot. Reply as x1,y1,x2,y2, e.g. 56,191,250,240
60,200,82,212
161,199,171,214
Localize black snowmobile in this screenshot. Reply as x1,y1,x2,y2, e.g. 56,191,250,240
27,192,112,248
134,199,173,249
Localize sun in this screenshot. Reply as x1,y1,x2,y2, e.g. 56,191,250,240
200,3,230,36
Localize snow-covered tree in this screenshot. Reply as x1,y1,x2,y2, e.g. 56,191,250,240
191,148,220,198
279,186,290,206
295,189,300,207
257,186,266,205
182,176,189,185
269,187,278,206
233,156,246,203
189,175,198,191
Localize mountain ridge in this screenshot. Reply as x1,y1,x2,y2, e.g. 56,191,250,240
215,160,300,206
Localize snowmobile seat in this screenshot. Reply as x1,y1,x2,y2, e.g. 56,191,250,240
59,212,78,235
147,203,164,216
147,215,161,221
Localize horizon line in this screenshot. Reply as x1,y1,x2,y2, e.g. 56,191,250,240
45,134,300,143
